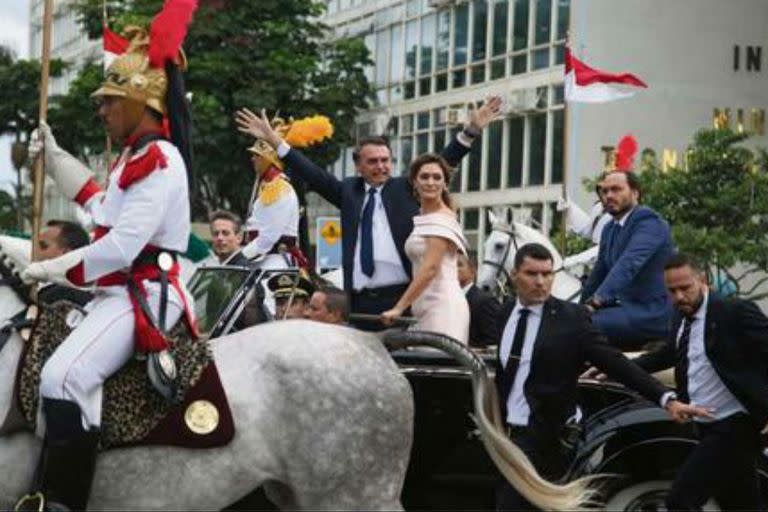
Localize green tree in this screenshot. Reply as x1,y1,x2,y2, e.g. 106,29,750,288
640,128,768,299
67,0,373,218
0,190,18,230
0,46,65,228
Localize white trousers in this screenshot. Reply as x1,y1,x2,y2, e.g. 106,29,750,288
39,282,184,429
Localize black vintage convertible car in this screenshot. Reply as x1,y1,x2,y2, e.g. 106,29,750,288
189,265,768,511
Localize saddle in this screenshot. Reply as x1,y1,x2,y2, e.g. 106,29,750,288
6,299,234,450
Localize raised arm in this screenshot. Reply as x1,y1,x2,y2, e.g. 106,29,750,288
235,108,342,207
28,120,105,218
439,96,503,168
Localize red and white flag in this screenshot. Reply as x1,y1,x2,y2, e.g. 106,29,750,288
564,47,647,103
103,26,129,70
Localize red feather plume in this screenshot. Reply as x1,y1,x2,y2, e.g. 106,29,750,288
614,134,638,172
147,0,199,69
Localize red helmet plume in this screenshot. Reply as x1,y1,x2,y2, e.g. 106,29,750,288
614,134,638,172
148,0,199,69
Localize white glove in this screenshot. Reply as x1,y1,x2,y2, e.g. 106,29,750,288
240,243,266,262
556,196,571,212
21,248,85,286
29,120,95,201
0,235,31,273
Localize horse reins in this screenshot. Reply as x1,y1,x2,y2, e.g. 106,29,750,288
481,226,518,298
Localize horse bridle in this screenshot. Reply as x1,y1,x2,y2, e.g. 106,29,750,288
481,225,518,298
0,251,34,354
481,225,581,302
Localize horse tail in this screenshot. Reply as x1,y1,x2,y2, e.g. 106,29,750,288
381,330,601,511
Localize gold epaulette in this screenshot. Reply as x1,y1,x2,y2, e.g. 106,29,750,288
258,176,293,206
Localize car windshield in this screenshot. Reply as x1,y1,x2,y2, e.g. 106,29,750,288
187,266,251,336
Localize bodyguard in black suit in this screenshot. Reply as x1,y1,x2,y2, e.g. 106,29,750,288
633,253,768,510
495,244,706,511
457,252,500,346
236,99,503,329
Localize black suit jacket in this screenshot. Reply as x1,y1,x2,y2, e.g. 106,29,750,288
633,292,768,430
466,284,501,347
495,297,667,442
283,137,471,289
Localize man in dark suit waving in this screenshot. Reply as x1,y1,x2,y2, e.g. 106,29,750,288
633,254,768,510
495,243,707,511
236,98,502,329
581,170,674,347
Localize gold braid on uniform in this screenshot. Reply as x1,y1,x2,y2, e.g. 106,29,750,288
258,176,293,206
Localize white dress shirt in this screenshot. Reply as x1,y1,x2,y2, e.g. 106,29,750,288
351,183,409,291
499,301,544,426
682,292,746,422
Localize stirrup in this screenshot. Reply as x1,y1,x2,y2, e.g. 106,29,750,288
147,349,178,402
14,492,44,512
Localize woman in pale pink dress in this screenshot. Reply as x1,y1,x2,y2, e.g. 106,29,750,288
381,153,470,343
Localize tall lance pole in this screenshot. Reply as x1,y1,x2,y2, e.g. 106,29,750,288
31,0,55,262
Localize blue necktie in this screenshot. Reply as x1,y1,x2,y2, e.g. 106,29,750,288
609,222,622,263
360,187,377,277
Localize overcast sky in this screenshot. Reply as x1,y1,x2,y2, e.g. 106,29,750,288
0,2,29,195
0,2,29,58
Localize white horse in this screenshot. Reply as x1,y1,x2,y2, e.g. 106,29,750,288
0,237,595,511
477,209,584,302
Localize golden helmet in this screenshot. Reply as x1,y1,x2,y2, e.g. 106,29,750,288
92,26,184,115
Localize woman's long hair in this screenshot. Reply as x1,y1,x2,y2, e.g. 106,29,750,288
408,153,456,210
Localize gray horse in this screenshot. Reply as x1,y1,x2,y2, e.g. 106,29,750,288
0,235,594,510
1,318,413,510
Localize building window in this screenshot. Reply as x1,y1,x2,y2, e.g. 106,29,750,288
492,0,509,57
508,117,524,188
534,0,552,46
375,29,389,87
487,121,503,189
529,113,547,185
405,20,418,81
450,128,462,192
453,2,469,67
551,109,564,184
557,0,570,40
436,10,451,71
463,208,480,230
400,137,413,175
467,133,482,192
513,0,529,51
390,24,404,84
472,0,488,63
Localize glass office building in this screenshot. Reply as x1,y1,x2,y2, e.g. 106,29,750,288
321,0,570,254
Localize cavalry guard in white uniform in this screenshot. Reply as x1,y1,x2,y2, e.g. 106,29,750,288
237,114,333,271
19,3,198,510
241,136,303,269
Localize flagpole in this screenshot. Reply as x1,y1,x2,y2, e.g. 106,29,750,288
559,33,573,258
31,0,55,262
560,97,569,256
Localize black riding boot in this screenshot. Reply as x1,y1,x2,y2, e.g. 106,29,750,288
33,398,99,511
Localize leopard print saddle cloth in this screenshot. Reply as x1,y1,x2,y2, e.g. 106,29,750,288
12,300,234,450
